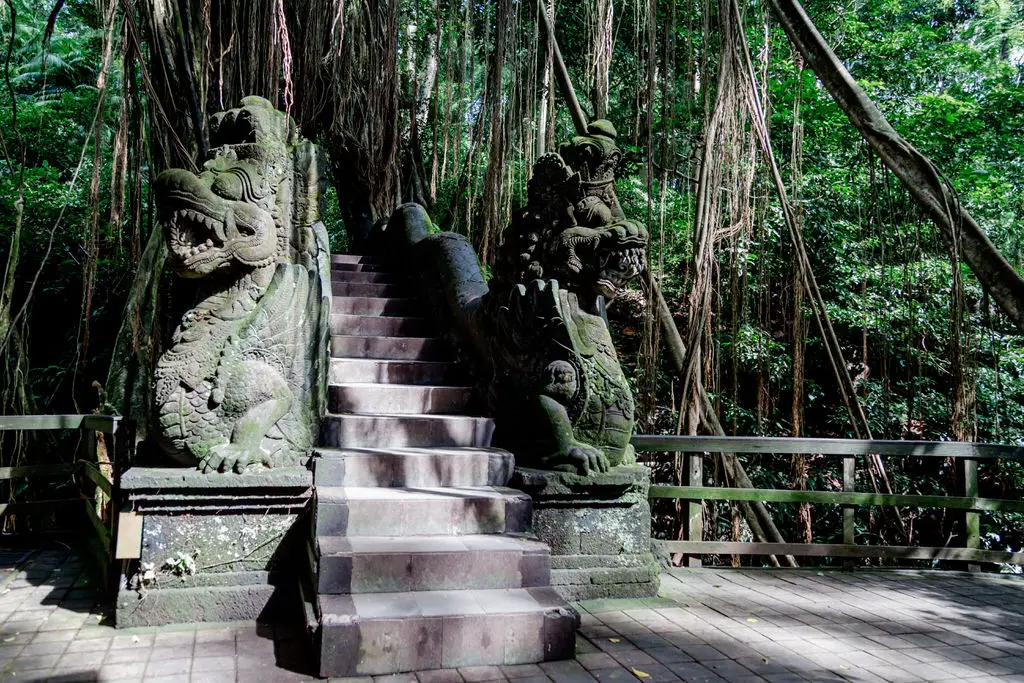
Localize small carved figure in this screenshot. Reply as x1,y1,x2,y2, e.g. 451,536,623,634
152,97,329,473
486,120,648,475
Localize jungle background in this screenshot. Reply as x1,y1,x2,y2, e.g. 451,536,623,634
2,0,1024,564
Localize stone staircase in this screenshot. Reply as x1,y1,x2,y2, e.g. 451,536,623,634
304,254,578,677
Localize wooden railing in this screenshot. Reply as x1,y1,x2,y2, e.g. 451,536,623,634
631,435,1024,566
0,415,131,591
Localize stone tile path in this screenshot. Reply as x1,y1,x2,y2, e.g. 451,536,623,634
0,547,1022,682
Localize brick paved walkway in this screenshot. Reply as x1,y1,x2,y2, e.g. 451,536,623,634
0,548,1022,682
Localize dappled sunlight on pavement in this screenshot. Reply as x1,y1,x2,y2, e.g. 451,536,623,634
0,548,1022,681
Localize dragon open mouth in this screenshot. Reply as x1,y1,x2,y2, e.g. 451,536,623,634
597,242,646,299
166,205,227,266
157,168,277,276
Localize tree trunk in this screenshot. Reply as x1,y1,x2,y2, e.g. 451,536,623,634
536,0,554,157
769,0,1024,330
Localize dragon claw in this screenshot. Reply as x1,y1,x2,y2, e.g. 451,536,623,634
201,443,259,473
547,441,610,476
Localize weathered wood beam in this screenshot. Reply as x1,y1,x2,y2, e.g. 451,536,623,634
632,435,1024,461
649,485,1024,513
656,540,1024,565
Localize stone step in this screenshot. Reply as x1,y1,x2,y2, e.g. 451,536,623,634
315,534,551,594
332,297,419,317
332,262,390,273
319,413,493,449
331,314,430,337
329,358,455,385
332,281,409,298
312,447,514,488
329,384,474,415
331,270,402,284
331,336,448,361
332,254,382,265
316,587,577,675
314,486,530,537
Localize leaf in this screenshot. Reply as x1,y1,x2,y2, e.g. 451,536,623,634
609,637,621,643
746,618,758,623
632,668,650,679
3,636,14,643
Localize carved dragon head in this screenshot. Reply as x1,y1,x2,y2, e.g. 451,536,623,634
156,97,296,278
502,120,648,303
558,119,622,192
551,222,647,301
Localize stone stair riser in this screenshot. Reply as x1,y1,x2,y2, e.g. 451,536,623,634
331,262,390,272
314,494,531,537
328,385,473,415
332,297,419,317
319,415,493,449
316,545,550,594
329,359,455,385
331,255,383,265
331,270,402,284
332,282,408,298
331,336,447,361
313,449,513,488
331,314,431,337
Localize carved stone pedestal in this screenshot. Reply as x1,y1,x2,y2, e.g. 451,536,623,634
114,467,312,628
511,465,660,601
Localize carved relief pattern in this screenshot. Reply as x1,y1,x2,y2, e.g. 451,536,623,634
152,97,329,473
486,120,649,475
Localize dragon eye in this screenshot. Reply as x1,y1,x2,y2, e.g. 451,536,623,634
212,172,243,200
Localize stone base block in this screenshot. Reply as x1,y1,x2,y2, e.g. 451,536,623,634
114,466,312,628
116,575,285,627
510,466,660,601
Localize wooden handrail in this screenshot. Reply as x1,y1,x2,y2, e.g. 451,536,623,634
0,413,131,594
649,485,1024,513
0,414,123,434
631,434,1024,460
637,433,1023,566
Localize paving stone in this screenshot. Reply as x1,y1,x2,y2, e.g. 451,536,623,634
64,635,111,653
190,671,237,683
111,633,155,649
144,675,191,683
191,655,235,672
575,652,617,671
501,664,545,679
458,665,505,681
151,645,193,660
659,662,725,682
588,670,634,682
104,646,150,664
146,657,191,676
417,669,465,683
20,639,68,655
56,649,105,669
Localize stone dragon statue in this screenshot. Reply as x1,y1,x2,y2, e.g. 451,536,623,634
485,120,648,476
151,97,330,473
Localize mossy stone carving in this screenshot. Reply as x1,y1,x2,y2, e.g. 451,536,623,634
485,120,648,475
150,97,330,473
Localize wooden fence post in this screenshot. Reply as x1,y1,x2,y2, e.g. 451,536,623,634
843,454,856,569
963,457,981,573
686,452,703,568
